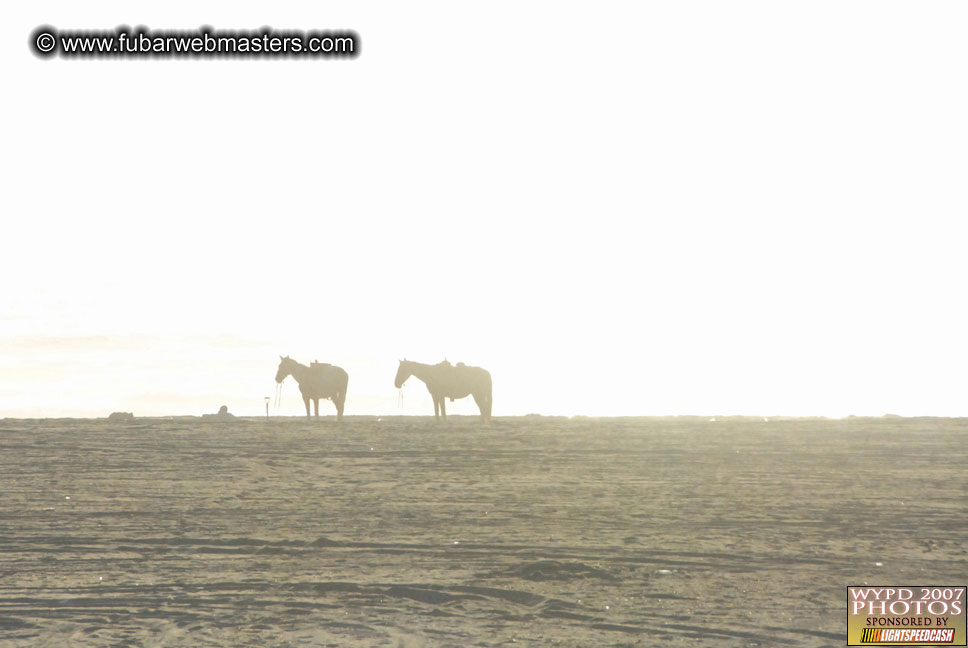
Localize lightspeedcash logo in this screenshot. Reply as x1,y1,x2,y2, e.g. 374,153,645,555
847,587,967,646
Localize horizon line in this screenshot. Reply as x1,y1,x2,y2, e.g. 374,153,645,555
1,413,964,421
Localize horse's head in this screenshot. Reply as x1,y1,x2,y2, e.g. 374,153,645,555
394,359,412,389
275,355,295,383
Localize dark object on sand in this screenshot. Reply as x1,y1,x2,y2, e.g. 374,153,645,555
107,412,134,421
203,405,234,419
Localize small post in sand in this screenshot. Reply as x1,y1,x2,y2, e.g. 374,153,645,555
264,396,271,418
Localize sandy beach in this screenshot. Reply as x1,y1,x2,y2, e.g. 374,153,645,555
0,416,964,646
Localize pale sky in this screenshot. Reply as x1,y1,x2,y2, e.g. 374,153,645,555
2,2,966,417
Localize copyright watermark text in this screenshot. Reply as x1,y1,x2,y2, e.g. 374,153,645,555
31,25,359,59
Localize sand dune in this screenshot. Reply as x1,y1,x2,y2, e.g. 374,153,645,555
0,416,964,646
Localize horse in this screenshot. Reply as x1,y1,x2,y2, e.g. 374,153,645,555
275,356,348,420
394,359,492,422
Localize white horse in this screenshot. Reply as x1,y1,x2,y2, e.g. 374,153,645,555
394,359,492,422
275,356,348,420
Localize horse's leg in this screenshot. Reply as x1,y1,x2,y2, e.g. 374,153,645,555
313,398,319,418
473,392,486,422
473,389,492,423
303,396,311,419
337,374,347,422
440,397,446,419
432,394,440,420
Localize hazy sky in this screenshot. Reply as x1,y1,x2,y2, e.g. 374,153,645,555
2,2,966,417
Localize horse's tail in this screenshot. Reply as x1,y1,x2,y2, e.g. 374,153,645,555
482,370,493,422
487,377,493,421
336,369,349,420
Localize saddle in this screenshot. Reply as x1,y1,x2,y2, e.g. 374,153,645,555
448,362,472,401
